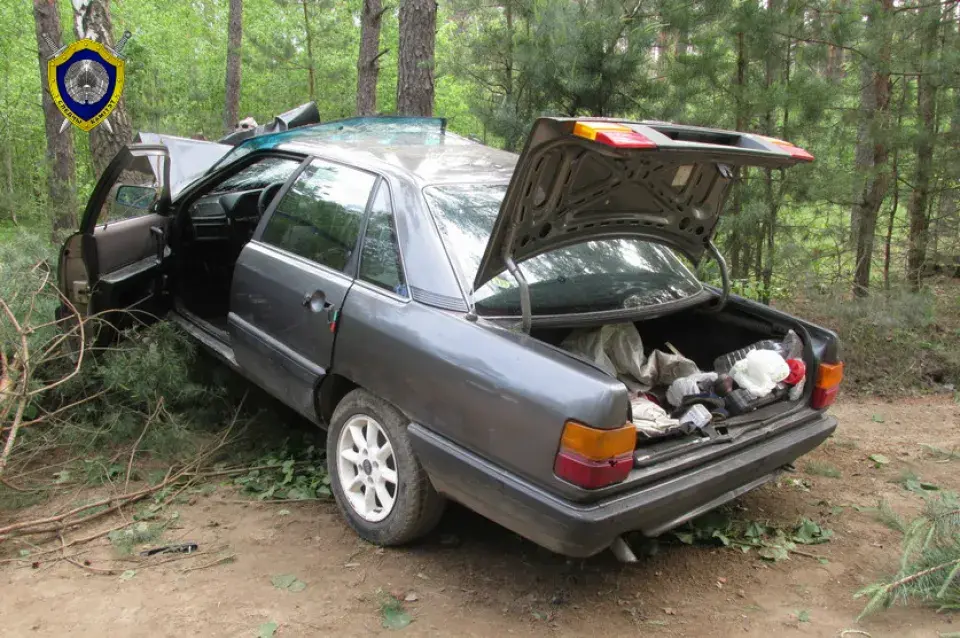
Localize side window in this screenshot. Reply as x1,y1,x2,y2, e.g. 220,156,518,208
260,159,376,271
359,184,407,296
99,156,166,224
209,156,301,195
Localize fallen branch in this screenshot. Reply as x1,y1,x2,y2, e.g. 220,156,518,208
124,398,162,494
181,553,236,573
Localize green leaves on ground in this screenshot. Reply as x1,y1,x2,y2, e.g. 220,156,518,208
868,453,891,467
108,522,166,555
271,574,307,593
234,447,331,501
673,509,833,562
258,622,278,638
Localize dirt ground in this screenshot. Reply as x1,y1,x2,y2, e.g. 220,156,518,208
2,395,958,637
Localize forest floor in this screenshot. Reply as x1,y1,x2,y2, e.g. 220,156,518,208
1,395,958,637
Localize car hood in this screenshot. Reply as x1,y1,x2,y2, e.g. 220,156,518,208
473,117,813,290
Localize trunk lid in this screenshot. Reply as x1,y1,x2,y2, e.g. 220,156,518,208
473,117,813,290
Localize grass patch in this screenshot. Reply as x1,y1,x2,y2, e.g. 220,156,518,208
775,279,960,395
803,460,842,478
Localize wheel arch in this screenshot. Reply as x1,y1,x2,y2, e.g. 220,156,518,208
315,373,359,427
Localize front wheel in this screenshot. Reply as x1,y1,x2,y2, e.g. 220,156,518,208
326,389,445,546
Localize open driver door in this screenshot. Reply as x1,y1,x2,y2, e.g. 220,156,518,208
57,145,172,336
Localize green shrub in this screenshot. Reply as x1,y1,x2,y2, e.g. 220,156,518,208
776,280,960,394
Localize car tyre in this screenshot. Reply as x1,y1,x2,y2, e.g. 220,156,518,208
327,388,446,546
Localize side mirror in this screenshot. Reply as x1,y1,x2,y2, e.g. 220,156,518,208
115,184,157,210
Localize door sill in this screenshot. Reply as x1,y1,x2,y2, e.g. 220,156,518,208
171,306,238,369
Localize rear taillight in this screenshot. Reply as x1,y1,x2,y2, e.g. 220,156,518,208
554,421,635,489
572,121,657,149
811,362,844,409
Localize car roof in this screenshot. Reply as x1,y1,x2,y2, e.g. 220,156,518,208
217,116,517,186
277,133,518,186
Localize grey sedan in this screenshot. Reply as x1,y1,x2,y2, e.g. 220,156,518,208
58,116,841,558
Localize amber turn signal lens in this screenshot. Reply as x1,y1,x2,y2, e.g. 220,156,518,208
559,421,636,462
572,122,657,149
816,362,844,389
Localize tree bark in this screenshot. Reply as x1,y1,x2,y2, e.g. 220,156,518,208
906,7,941,290
727,30,748,281
223,0,243,134
396,0,437,116
302,0,316,103
72,0,133,178
883,85,907,290
34,0,77,238
850,0,893,297
356,0,385,116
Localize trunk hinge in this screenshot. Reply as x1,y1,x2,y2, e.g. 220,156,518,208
704,240,730,313
504,255,532,334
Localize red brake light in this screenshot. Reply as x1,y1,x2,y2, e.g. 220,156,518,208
757,134,814,162
554,421,635,488
811,361,843,409
573,122,657,149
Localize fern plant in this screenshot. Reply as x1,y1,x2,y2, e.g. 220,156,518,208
857,492,960,618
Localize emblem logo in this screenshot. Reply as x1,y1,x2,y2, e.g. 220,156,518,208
47,38,126,132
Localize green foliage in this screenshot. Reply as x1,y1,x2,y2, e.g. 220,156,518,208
271,573,307,592
108,521,167,555
234,445,331,501
672,507,833,562
858,492,960,618
776,283,960,394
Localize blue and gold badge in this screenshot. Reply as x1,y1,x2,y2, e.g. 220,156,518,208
47,38,125,132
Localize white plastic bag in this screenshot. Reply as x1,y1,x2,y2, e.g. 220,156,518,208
730,349,790,398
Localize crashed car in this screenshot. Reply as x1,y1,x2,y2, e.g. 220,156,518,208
58,116,842,559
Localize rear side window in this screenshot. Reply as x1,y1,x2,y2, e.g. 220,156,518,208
359,184,407,296
260,159,376,271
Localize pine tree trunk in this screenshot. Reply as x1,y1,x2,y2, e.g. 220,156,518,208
906,9,941,290
727,31,747,281
356,0,385,116
850,0,893,297
883,86,907,290
302,0,315,103
73,0,133,178
34,0,77,238
223,0,243,134
396,0,437,116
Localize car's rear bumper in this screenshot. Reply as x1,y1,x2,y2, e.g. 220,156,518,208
409,413,837,558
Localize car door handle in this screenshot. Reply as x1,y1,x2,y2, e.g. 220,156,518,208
302,290,333,311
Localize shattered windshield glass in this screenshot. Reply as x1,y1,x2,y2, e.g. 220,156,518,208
209,117,448,172
424,184,703,315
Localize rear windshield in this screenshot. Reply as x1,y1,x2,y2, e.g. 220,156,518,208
423,184,703,315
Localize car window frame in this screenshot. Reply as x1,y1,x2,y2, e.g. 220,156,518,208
175,149,310,217
252,155,380,279
354,179,410,301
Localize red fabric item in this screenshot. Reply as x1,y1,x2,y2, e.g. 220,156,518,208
785,358,806,385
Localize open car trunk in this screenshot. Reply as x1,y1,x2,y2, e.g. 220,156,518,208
527,295,822,471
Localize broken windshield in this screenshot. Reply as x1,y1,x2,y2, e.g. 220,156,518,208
424,184,703,315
